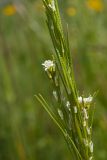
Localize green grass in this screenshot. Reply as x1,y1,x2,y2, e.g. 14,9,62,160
0,0,107,159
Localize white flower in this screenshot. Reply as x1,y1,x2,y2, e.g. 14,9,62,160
48,0,56,11
78,96,93,104
58,109,63,120
89,156,93,160
83,96,93,104
86,127,91,135
89,141,93,153
83,138,89,146
42,60,55,71
83,139,93,153
83,108,89,119
74,106,78,113
83,120,86,127
78,96,82,103
53,90,58,100
66,101,71,111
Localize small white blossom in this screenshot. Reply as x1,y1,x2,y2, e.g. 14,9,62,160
83,96,93,104
53,91,58,100
78,96,93,104
89,141,93,153
66,101,70,107
83,138,89,146
78,96,82,103
42,60,55,71
48,0,56,11
83,108,89,119
83,120,86,127
89,156,93,160
86,127,91,135
74,106,78,113
66,101,71,111
89,157,93,160
58,109,63,120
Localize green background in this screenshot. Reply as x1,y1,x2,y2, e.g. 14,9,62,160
0,0,107,159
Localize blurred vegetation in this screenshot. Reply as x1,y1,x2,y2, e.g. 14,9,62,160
0,0,107,159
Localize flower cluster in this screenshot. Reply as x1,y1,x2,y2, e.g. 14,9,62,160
42,60,55,79
42,60,55,71
78,96,93,105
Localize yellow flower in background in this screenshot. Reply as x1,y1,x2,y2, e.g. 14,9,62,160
87,0,104,12
66,7,77,17
2,5,16,16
